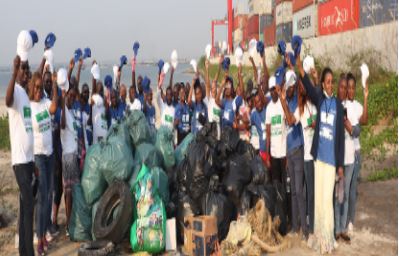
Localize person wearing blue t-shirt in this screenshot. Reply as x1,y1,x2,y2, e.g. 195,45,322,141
174,84,191,143
216,74,235,129
278,68,308,239
107,89,125,127
143,88,156,131
188,77,208,134
250,91,268,161
296,54,345,254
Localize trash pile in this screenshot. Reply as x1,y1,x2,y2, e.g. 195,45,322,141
71,110,289,255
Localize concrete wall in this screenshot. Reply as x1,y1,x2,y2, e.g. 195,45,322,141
211,21,398,72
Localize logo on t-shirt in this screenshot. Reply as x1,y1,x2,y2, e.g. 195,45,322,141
213,108,221,116
23,106,33,133
35,110,51,133
165,114,173,123
271,115,282,125
23,106,31,118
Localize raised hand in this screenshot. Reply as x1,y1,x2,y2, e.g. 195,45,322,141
69,58,75,70
13,55,21,74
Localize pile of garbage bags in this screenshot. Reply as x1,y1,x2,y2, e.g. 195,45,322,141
71,110,289,254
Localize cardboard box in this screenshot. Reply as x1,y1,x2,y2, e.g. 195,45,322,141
183,216,218,256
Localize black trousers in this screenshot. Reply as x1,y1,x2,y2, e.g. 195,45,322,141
13,162,35,256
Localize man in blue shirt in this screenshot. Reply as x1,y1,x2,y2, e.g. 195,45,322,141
188,78,208,134
107,89,125,127
143,88,156,131
250,91,268,164
216,76,235,128
174,84,191,144
279,69,308,238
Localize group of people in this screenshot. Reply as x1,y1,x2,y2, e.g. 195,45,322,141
7,29,369,256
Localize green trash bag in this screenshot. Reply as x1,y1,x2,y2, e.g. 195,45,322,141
174,133,194,165
130,165,166,253
151,167,169,204
155,126,175,169
99,123,134,184
134,143,162,169
82,144,107,205
70,184,92,241
126,110,151,146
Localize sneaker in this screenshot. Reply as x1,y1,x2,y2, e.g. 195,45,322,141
348,222,354,236
340,233,351,244
14,234,19,249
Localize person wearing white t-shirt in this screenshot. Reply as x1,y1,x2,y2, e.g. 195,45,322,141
91,81,108,144
127,84,142,111
60,86,79,235
345,73,369,234
157,75,175,131
6,55,35,256
29,71,58,252
204,58,222,139
265,77,287,184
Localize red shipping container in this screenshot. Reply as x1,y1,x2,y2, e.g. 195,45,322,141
246,15,259,37
318,0,360,36
263,23,276,46
233,15,248,31
293,0,314,13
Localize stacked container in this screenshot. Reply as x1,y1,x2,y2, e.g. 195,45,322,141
233,14,248,49
318,0,360,36
292,0,317,39
246,14,260,42
276,0,293,43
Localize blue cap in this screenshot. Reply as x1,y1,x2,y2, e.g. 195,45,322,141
291,35,302,58
104,75,113,89
142,76,151,93
222,57,230,71
275,66,286,86
157,59,164,73
120,55,127,67
288,51,296,66
256,41,265,56
133,41,140,56
29,30,38,47
83,47,91,59
74,48,82,63
277,40,286,56
44,33,56,49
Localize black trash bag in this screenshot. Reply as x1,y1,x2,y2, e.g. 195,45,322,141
247,183,277,216
187,142,214,199
222,154,252,209
274,182,288,235
220,126,240,152
236,139,256,161
249,156,269,185
201,176,236,241
239,189,252,216
176,193,200,244
176,158,190,193
196,122,218,146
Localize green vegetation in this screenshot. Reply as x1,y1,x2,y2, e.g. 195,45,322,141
367,167,398,182
0,116,10,150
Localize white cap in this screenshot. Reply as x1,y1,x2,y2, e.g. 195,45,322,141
205,44,212,59
163,62,170,74
268,76,276,89
43,49,54,73
91,63,100,80
190,59,197,73
285,70,297,88
234,47,243,66
221,41,228,54
360,63,369,89
171,50,178,69
303,55,315,74
16,30,33,61
113,65,119,82
57,68,69,91
248,38,257,58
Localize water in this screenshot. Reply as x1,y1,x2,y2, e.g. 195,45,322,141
0,63,193,98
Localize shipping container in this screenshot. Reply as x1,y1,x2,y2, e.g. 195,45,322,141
318,0,360,36
249,0,273,15
293,4,317,38
233,15,248,31
276,1,293,25
247,14,260,36
259,14,274,33
276,22,293,43
360,0,398,27
276,0,292,6
233,29,243,46
263,23,276,46
293,0,314,13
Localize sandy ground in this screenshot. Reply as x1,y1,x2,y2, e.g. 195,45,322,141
0,150,397,256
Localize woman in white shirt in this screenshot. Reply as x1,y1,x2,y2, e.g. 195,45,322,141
91,81,108,143
29,72,58,253
61,85,79,235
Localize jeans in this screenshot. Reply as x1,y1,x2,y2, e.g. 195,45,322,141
53,149,63,207
348,150,361,225
271,157,286,184
287,146,308,235
304,160,315,233
334,163,354,234
34,154,54,238
13,162,35,256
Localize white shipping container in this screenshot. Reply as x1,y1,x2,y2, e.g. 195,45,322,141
276,1,293,26
248,0,273,15
292,4,317,39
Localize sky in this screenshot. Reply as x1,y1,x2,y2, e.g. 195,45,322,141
0,0,246,67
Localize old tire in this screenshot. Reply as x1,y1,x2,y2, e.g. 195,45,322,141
93,180,133,243
78,240,115,256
